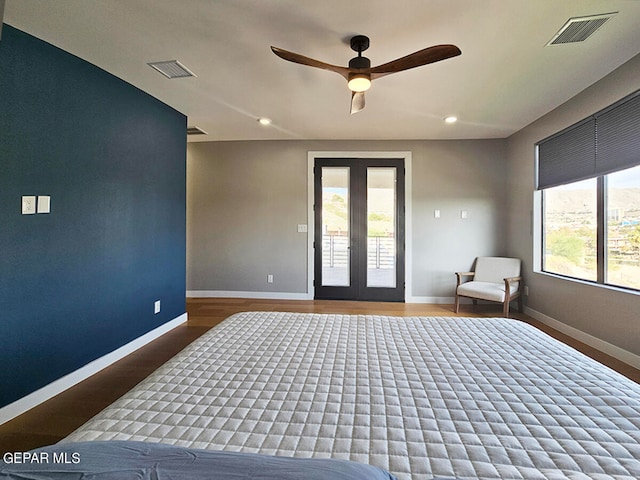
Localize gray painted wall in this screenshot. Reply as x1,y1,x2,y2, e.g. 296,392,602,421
188,141,308,294
506,53,640,358
187,139,507,299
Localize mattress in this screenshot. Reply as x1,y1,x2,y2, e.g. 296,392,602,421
63,312,640,479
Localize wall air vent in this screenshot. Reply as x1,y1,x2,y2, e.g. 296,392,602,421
187,126,208,136
547,13,617,46
148,60,197,79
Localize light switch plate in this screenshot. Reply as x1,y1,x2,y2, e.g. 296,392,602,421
460,210,468,219
297,224,308,233
37,195,51,214
22,196,36,214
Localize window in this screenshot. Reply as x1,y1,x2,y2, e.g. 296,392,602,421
543,178,597,281
537,90,640,292
606,165,640,289
542,167,640,290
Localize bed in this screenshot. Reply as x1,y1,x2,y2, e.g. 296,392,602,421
17,312,640,479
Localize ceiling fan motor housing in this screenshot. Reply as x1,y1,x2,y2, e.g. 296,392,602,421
349,35,371,76
349,56,371,69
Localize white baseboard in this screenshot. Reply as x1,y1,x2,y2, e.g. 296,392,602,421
0,313,188,426
187,290,313,300
524,306,640,370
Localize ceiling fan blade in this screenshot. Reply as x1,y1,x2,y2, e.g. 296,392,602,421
369,44,461,79
350,91,365,115
271,46,350,80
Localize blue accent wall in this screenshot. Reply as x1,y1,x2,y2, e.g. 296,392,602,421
0,25,187,408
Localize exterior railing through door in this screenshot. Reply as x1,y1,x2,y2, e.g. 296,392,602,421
322,233,396,287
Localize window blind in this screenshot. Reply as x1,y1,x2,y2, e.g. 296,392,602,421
537,89,640,189
595,91,640,177
536,118,595,189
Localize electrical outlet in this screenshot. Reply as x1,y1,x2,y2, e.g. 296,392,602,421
267,274,274,284
154,300,161,314
22,196,36,215
524,286,529,296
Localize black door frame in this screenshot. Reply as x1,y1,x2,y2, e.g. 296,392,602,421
313,157,405,302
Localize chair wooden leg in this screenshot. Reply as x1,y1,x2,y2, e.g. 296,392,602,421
454,293,460,313
503,290,512,318
503,300,510,318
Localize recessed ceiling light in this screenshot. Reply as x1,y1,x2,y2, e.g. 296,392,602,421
444,116,458,124
258,117,272,126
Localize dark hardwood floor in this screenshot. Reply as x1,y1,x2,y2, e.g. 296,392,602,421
1,298,638,455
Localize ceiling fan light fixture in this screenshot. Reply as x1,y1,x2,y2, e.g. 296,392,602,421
444,115,458,124
258,117,272,126
348,73,371,93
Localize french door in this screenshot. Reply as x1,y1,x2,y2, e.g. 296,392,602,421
314,158,405,301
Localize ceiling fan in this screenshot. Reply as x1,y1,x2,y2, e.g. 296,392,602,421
271,35,461,114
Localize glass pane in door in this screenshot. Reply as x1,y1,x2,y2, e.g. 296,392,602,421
321,167,350,286
367,167,396,287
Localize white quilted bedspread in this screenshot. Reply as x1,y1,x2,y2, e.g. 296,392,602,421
63,312,640,479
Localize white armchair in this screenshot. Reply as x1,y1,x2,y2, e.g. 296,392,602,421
454,257,523,317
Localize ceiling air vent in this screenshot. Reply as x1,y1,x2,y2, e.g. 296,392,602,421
187,126,208,136
547,13,617,46
148,60,196,79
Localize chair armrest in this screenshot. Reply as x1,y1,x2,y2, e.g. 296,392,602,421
455,271,475,286
503,276,522,291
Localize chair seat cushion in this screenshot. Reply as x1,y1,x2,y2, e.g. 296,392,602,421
457,281,518,303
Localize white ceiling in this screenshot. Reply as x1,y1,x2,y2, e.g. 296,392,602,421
5,0,640,142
